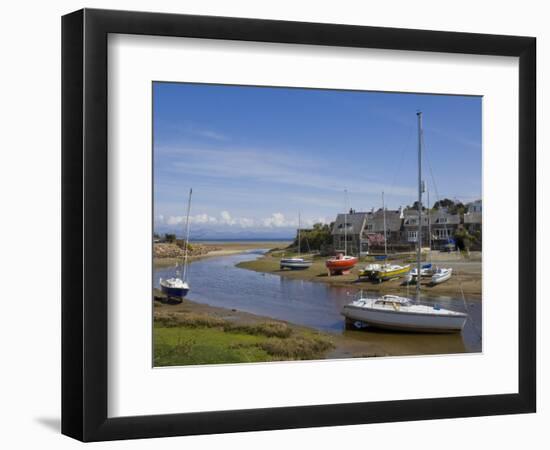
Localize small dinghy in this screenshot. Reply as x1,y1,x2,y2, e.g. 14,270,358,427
431,267,453,285
372,264,410,282
358,263,381,279
280,257,312,270
280,213,312,270
405,263,434,283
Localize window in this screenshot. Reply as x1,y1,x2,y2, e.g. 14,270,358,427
435,228,450,239
407,231,418,242
436,217,447,224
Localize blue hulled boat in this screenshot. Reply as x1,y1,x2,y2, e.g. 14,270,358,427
160,188,193,299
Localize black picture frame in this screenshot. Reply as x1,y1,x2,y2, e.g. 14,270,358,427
62,8,536,442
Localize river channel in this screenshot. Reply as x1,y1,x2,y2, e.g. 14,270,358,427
154,250,482,353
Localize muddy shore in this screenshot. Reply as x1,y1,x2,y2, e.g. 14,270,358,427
237,253,482,300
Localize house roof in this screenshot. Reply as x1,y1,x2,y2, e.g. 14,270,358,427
402,208,460,226
364,209,402,232
331,212,368,235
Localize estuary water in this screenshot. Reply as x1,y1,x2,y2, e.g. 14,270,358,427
154,250,481,353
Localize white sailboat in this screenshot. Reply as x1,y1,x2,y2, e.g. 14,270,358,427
160,188,192,298
431,267,453,284
342,112,467,333
280,213,313,270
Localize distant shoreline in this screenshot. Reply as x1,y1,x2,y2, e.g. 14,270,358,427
154,240,291,268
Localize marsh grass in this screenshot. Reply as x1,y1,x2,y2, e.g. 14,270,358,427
154,311,334,366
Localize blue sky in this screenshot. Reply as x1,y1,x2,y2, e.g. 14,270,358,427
153,82,481,239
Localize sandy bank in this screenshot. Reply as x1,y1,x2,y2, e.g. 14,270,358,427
237,254,482,300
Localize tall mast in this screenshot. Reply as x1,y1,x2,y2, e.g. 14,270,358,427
297,212,301,257
416,112,423,300
382,191,387,255
182,188,193,282
344,189,348,255
427,188,431,263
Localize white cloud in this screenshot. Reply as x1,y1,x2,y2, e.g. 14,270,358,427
161,210,330,231
219,210,236,225
262,213,295,228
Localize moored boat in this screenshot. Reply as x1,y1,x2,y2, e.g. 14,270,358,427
326,190,358,275
280,213,312,270
342,294,467,333
326,254,358,275
358,263,381,279
160,188,193,300
372,263,410,282
159,277,190,298
280,257,312,270
431,267,453,284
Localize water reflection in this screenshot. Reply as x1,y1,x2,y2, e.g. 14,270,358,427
154,250,481,353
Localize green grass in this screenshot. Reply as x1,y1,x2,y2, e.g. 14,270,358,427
154,327,271,366
153,312,334,366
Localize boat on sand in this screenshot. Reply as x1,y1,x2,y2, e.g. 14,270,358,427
342,294,467,333
280,213,312,270
160,188,192,299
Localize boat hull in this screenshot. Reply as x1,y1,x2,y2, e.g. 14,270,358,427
280,259,312,270
326,257,358,275
342,304,466,333
160,283,189,298
431,268,453,285
373,265,410,281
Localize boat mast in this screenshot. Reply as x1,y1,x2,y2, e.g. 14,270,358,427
427,188,431,263
344,189,348,255
297,212,301,257
416,112,423,300
382,191,387,255
182,188,193,282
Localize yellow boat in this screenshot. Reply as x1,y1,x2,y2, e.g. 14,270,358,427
372,264,411,282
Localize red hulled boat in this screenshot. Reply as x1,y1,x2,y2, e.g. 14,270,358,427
325,253,358,275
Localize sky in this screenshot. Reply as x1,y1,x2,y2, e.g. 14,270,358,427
153,82,481,239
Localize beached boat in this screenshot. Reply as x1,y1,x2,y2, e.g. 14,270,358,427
280,213,312,270
431,267,453,284
160,188,192,299
280,258,312,270
372,263,410,282
405,263,434,283
342,295,467,333
358,263,381,279
326,190,358,275
342,112,467,333
159,277,190,298
326,254,358,274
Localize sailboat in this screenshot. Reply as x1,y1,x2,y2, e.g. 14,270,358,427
341,112,467,333
280,213,313,270
159,188,192,299
326,190,358,275
362,192,410,282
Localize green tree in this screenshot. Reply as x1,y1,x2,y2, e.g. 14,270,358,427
164,233,176,243
293,223,333,253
